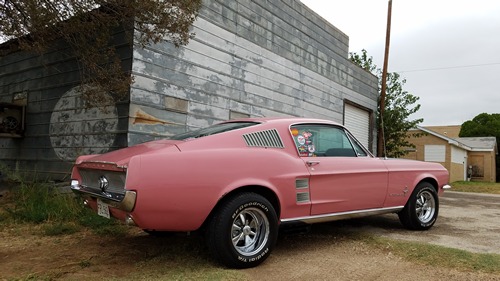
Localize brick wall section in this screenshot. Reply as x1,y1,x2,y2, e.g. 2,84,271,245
128,0,379,151
424,125,461,138
402,132,451,174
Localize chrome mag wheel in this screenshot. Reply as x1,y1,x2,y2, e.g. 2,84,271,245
416,190,436,223
206,192,278,268
231,207,270,256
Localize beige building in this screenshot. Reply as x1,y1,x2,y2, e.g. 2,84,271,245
404,126,497,183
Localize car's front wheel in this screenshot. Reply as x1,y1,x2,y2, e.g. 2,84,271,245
398,182,439,230
206,192,278,268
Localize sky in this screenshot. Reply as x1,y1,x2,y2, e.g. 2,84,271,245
300,0,500,126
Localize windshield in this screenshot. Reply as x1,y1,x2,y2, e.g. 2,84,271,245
169,122,259,140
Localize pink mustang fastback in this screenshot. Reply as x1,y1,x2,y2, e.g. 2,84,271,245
70,117,450,268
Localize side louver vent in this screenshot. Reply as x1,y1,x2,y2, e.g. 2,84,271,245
296,192,310,203
243,129,284,148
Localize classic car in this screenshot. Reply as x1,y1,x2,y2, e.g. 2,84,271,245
70,117,450,268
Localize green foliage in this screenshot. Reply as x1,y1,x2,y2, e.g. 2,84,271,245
459,113,500,138
3,181,126,235
451,181,500,194
78,207,128,236
349,49,423,157
459,113,500,182
350,49,376,73
7,182,81,223
383,72,424,157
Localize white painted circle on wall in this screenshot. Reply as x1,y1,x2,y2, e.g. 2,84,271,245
49,85,118,162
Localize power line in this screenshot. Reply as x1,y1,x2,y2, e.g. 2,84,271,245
395,62,500,73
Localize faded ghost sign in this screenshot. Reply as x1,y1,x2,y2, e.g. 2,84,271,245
49,85,118,161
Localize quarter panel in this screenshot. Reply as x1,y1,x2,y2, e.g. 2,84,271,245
126,148,311,231
382,159,449,207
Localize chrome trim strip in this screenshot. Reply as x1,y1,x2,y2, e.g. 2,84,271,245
442,184,452,190
71,184,137,212
84,160,118,165
281,206,404,224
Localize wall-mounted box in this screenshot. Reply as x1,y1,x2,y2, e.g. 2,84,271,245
0,103,25,137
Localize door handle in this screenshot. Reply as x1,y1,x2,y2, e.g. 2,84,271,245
306,160,320,166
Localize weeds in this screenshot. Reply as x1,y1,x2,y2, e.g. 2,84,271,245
6,182,81,223
1,180,127,236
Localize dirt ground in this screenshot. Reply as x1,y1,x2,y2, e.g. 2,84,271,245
1,191,499,280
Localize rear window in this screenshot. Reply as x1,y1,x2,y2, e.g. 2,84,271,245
169,122,259,140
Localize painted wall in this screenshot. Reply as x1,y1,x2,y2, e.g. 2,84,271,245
0,0,379,180
0,30,132,179
128,0,379,149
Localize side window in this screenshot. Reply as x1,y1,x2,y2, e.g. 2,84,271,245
346,131,369,157
290,124,357,157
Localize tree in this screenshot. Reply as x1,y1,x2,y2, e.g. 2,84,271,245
0,0,202,106
350,49,423,158
459,113,500,138
459,113,500,182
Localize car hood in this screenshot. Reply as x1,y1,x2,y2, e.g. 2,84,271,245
76,139,181,168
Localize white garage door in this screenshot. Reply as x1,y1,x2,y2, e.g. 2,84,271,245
344,103,370,149
424,145,446,162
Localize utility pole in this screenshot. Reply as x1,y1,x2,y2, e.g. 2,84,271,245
378,0,392,157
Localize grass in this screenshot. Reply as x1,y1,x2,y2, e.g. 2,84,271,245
5,182,81,223
1,172,499,279
366,236,500,274
1,180,128,236
451,181,500,194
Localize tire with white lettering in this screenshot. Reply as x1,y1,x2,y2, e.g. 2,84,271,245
206,192,278,268
398,182,439,230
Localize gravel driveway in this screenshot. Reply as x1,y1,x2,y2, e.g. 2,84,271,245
245,191,500,281
1,190,499,280
364,191,500,254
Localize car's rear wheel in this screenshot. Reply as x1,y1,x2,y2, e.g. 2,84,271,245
398,182,439,230
206,192,278,268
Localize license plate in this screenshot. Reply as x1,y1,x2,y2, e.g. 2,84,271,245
97,198,110,219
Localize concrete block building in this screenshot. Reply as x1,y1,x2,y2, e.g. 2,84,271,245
0,0,378,180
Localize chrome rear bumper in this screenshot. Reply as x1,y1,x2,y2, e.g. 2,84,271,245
70,180,137,212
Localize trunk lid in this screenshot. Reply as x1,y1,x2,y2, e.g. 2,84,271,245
76,139,181,169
